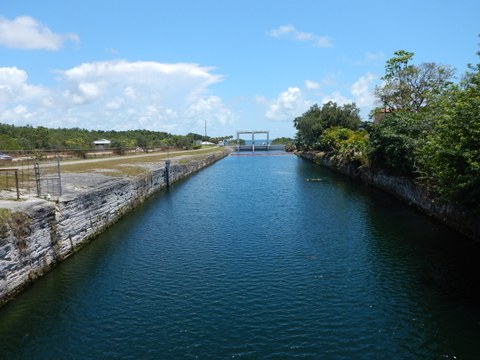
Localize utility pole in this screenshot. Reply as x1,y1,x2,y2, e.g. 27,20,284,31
204,119,207,139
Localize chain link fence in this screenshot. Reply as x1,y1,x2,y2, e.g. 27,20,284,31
0,158,62,201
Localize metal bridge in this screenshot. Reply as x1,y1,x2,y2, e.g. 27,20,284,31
227,144,286,152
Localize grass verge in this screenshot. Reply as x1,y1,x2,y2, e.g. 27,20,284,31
60,147,225,176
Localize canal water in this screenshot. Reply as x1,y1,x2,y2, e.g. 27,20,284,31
0,153,479,359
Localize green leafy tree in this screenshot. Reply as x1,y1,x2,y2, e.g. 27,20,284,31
375,50,454,113
320,102,361,129
32,126,51,149
293,104,324,149
160,137,174,147
209,135,232,145
293,102,361,150
64,137,90,149
271,137,293,145
110,139,127,155
0,134,21,150
369,50,455,175
186,132,204,141
136,135,149,150
319,127,352,152
0,122,232,153
319,127,369,165
368,112,430,174
228,139,245,145
416,57,480,209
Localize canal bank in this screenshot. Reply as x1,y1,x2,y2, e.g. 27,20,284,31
0,150,228,307
297,151,480,241
1,153,478,359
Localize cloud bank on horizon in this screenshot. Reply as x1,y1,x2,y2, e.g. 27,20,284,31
0,60,235,133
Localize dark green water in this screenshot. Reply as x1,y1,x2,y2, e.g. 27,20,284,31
0,153,479,359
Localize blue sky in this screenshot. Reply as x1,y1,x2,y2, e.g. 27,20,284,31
1,0,479,138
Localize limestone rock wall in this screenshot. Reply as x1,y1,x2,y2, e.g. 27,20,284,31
0,200,57,304
299,151,479,241
0,152,226,306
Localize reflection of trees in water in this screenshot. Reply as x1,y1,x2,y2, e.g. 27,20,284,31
362,186,480,357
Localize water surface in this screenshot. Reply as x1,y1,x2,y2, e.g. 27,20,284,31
0,153,479,359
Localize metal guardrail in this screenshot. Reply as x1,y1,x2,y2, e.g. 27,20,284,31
0,158,62,201
0,168,20,199
226,145,286,152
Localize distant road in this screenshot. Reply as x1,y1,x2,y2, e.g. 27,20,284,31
61,147,221,165
13,147,226,168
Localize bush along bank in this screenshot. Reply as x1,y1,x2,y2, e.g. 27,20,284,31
297,150,479,242
0,151,228,307
292,50,480,242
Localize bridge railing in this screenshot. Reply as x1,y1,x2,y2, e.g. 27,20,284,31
226,144,286,152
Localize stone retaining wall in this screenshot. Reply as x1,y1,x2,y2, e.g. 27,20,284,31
299,151,479,241
0,152,227,306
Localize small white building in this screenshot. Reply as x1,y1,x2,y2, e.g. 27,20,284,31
93,139,111,149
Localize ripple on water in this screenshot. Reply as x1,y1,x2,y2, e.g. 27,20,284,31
0,155,479,359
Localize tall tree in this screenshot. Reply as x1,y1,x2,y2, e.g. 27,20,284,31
293,104,324,149
375,50,454,113
32,126,51,149
416,54,480,209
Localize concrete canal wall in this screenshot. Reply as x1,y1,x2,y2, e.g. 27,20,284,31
299,151,479,241
0,152,227,306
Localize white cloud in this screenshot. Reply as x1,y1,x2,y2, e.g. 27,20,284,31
316,72,378,119
267,24,333,48
351,72,376,107
77,82,102,102
124,86,137,100
355,52,385,66
305,80,320,90
61,60,222,107
0,61,234,135
259,71,380,125
265,87,312,121
254,95,268,104
185,96,235,127
259,72,379,125
0,104,36,122
0,16,79,50
321,91,352,106
106,97,123,110
0,66,49,103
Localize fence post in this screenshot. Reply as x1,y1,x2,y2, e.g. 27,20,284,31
165,159,171,187
14,170,19,200
57,157,62,196
34,162,41,197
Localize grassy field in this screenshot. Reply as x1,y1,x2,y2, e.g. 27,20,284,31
0,147,226,195
60,146,225,176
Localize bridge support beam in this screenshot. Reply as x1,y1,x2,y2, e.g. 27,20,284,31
236,130,270,152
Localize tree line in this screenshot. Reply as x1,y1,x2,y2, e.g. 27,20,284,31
0,124,297,153
0,125,234,152
293,47,480,214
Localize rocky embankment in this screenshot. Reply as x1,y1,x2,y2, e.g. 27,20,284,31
298,151,479,241
0,151,227,306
